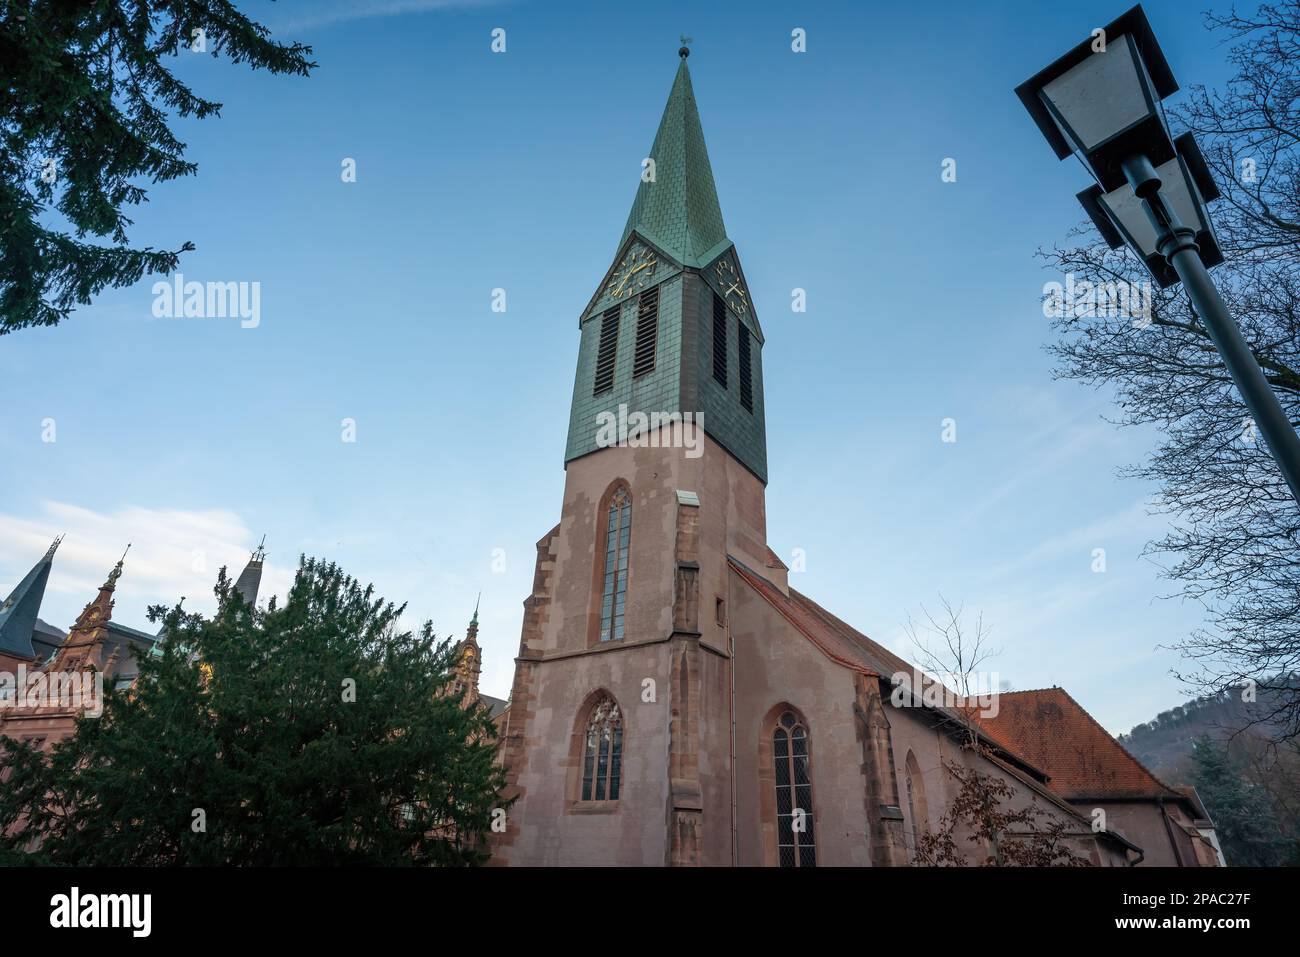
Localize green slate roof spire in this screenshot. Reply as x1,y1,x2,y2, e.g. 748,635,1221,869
619,48,731,268
0,535,61,658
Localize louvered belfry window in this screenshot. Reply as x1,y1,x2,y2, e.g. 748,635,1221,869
581,695,623,801
593,307,620,396
711,292,728,387
738,324,753,412
599,487,631,642
773,711,816,867
632,286,659,378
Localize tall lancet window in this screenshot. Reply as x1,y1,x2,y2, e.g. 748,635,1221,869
599,487,631,642
773,711,816,867
905,750,929,860
581,695,623,801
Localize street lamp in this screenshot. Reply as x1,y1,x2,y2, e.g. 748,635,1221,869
1016,4,1300,506
1077,133,1223,289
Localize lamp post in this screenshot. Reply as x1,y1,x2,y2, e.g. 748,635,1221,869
1016,4,1300,506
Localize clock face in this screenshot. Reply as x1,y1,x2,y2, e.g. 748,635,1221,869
604,245,658,301
713,256,749,317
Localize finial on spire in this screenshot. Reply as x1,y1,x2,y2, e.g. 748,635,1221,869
679,35,692,58
252,534,266,562
107,543,130,587
472,591,481,626
45,534,64,559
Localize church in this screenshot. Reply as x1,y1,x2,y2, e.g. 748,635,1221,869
487,49,1223,868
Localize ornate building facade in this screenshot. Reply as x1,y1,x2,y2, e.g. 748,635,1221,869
489,50,1221,868
0,541,263,751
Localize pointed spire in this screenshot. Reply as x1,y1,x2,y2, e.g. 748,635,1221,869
466,593,481,644
456,598,482,702
69,546,128,633
0,536,62,658
619,48,731,268
233,537,265,608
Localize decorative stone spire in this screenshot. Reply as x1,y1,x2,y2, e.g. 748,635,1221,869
0,535,62,659
619,48,731,268
70,545,127,633
468,592,481,642
50,546,129,674
454,598,482,702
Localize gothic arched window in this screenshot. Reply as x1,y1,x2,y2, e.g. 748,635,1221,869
773,710,816,867
580,695,623,802
599,487,631,642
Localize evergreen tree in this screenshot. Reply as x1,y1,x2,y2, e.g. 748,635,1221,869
1190,735,1284,866
0,1,314,333
0,557,508,865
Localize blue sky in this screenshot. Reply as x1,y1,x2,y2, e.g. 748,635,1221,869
0,0,1243,733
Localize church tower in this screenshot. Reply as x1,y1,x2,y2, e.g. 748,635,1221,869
496,49,784,866
566,46,767,484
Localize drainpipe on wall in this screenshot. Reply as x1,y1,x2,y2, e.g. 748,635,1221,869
728,573,738,867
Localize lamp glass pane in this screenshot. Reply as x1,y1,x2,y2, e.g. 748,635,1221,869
1042,35,1150,151
1098,156,1207,258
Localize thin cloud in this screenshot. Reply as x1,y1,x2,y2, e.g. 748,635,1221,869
981,498,1167,583
267,0,508,34
0,502,293,633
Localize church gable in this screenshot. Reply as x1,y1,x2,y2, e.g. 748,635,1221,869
700,246,761,342
580,232,683,325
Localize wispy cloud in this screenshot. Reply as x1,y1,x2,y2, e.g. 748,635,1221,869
0,501,294,632
981,498,1167,583
267,0,508,34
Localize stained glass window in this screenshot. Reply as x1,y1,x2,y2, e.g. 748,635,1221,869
774,711,816,867
580,695,623,802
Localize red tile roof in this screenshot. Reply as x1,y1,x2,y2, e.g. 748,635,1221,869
979,688,1183,801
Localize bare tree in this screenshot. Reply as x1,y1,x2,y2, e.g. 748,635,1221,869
1041,4,1300,740
903,596,1087,866
904,593,999,744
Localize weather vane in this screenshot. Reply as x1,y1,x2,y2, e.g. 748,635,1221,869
679,35,693,58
